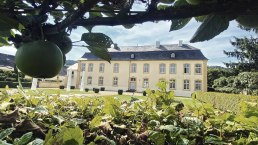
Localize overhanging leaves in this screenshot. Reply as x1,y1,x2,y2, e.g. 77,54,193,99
87,46,111,62
81,33,113,62
81,33,113,48
190,15,230,43
170,18,191,31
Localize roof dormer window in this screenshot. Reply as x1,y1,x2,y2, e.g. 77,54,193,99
131,54,135,59
171,53,175,58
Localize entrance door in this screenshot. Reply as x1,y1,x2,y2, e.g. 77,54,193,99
129,77,136,91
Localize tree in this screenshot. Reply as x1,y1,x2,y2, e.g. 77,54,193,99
1,0,258,77
207,66,236,88
224,37,258,73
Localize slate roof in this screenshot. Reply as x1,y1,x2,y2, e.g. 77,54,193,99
81,44,208,61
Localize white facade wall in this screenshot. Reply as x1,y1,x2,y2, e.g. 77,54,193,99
76,60,207,97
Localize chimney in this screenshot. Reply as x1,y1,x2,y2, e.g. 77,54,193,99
156,41,160,48
178,40,183,47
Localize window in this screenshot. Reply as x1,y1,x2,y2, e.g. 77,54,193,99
88,63,93,72
131,63,137,73
143,78,149,88
113,77,118,86
98,77,104,86
169,64,176,74
159,63,166,74
99,63,105,73
183,80,190,90
169,79,176,89
184,64,190,74
81,63,86,71
143,63,149,73
131,54,135,59
71,71,74,78
195,80,202,90
171,53,175,58
87,76,92,85
113,63,119,73
195,64,202,74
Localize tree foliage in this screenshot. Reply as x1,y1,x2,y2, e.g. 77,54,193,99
224,37,258,72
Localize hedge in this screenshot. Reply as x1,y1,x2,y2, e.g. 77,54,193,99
0,81,32,88
193,91,258,114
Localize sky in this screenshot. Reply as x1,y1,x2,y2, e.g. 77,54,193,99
0,18,256,67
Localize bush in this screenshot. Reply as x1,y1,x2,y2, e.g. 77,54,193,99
143,91,147,96
100,87,105,91
85,88,89,92
59,86,65,89
70,86,75,89
118,89,123,95
193,91,258,114
94,88,99,93
0,81,32,88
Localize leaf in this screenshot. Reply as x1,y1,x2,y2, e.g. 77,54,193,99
205,136,227,144
123,24,135,29
0,128,15,140
190,15,230,43
170,18,191,31
159,125,176,132
0,14,21,37
0,140,12,145
14,132,33,145
89,115,102,129
62,127,84,145
94,135,116,145
81,33,113,48
0,37,10,46
148,131,165,145
87,46,111,62
27,139,44,145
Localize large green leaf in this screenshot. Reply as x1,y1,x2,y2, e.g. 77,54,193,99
62,127,84,145
170,18,191,31
94,135,116,145
89,115,102,129
87,46,111,62
190,15,230,43
0,128,15,140
148,131,165,145
13,132,33,145
81,33,113,48
27,139,44,145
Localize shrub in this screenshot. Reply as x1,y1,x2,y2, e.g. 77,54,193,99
118,89,123,95
143,91,147,96
193,91,258,114
85,88,89,92
0,81,32,88
94,88,99,93
59,86,65,89
70,86,75,89
100,87,105,91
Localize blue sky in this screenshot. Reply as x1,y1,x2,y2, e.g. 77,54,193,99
0,19,256,66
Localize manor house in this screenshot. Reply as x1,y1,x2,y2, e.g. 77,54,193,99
72,41,208,96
